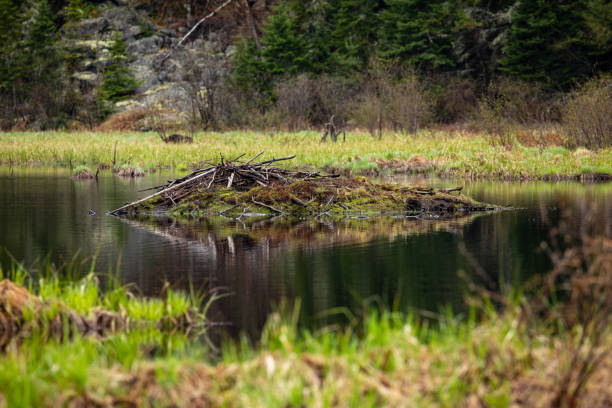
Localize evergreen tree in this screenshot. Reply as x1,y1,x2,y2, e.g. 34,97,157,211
259,6,310,76
501,0,594,88
582,0,612,73
378,0,459,71
329,0,383,73
66,0,85,22
0,0,25,92
233,1,338,92
101,32,140,103
28,0,58,81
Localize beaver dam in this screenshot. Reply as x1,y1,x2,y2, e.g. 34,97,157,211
109,152,500,218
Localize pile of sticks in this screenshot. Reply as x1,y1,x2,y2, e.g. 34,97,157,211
109,151,337,215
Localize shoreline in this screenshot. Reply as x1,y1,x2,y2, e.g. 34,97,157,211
0,131,610,182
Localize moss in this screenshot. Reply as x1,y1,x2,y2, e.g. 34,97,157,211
130,176,497,219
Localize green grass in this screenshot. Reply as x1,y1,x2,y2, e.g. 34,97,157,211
0,257,208,325
1,257,610,406
1,130,610,179
0,296,609,407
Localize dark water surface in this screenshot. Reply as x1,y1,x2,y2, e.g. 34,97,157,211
1,167,611,338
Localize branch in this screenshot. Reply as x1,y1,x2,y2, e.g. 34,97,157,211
159,0,235,64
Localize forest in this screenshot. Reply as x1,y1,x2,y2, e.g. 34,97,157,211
0,0,610,147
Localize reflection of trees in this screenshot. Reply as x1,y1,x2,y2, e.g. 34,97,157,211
120,214,483,337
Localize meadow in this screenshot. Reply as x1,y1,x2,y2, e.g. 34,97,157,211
1,130,610,180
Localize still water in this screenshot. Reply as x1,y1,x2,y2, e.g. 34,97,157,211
1,167,610,338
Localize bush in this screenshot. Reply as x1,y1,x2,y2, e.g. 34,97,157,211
432,77,478,123
477,78,557,126
474,78,560,145
562,76,612,149
351,62,432,136
386,72,433,134
273,74,355,130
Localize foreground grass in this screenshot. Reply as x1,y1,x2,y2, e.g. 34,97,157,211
1,130,610,179
1,263,610,407
1,301,610,407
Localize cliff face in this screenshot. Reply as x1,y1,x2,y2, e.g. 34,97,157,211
65,1,238,124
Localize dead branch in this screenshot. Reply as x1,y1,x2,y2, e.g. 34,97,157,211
110,153,337,215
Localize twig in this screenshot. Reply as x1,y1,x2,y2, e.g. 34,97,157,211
219,203,241,215
227,172,235,188
206,170,217,189
251,197,284,214
246,150,265,165
252,155,296,166
440,186,463,193
291,195,308,207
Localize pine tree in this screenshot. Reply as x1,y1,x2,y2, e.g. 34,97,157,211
0,0,25,92
501,0,594,88
28,0,58,81
101,32,140,104
66,0,85,22
329,0,383,73
260,6,309,76
378,0,459,71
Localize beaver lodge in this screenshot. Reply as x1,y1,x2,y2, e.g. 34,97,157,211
109,152,499,218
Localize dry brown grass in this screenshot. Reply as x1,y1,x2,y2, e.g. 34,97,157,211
96,109,148,132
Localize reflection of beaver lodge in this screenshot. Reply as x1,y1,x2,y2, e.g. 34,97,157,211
109,152,498,218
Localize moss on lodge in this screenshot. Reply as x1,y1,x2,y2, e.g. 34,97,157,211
120,176,498,219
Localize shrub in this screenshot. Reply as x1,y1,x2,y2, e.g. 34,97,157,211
474,78,560,145
386,72,433,134
562,76,612,149
351,62,432,136
273,74,355,130
477,78,557,126
432,77,478,123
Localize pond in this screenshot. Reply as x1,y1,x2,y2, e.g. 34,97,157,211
1,167,610,338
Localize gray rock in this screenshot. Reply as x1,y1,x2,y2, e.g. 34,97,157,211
73,17,108,37
72,72,99,84
160,28,175,37
102,7,139,32
130,59,160,92
225,45,238,58
126,25,143,41
127,36,163,56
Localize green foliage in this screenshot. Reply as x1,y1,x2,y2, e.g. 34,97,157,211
0,0,25,91
28,0,58,73
500,0,596,88
65,0,97,22
66,0,85,21
378,0,459,71
100,32,140,106
329,0,382,73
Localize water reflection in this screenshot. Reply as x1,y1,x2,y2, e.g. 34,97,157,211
120,213,490,336
0,167,610,338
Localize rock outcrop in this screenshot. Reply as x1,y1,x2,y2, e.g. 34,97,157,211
63,1,236,126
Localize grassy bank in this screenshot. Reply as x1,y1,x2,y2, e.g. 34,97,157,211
1,130,611,180
1,249,611,407
1,290,610,407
